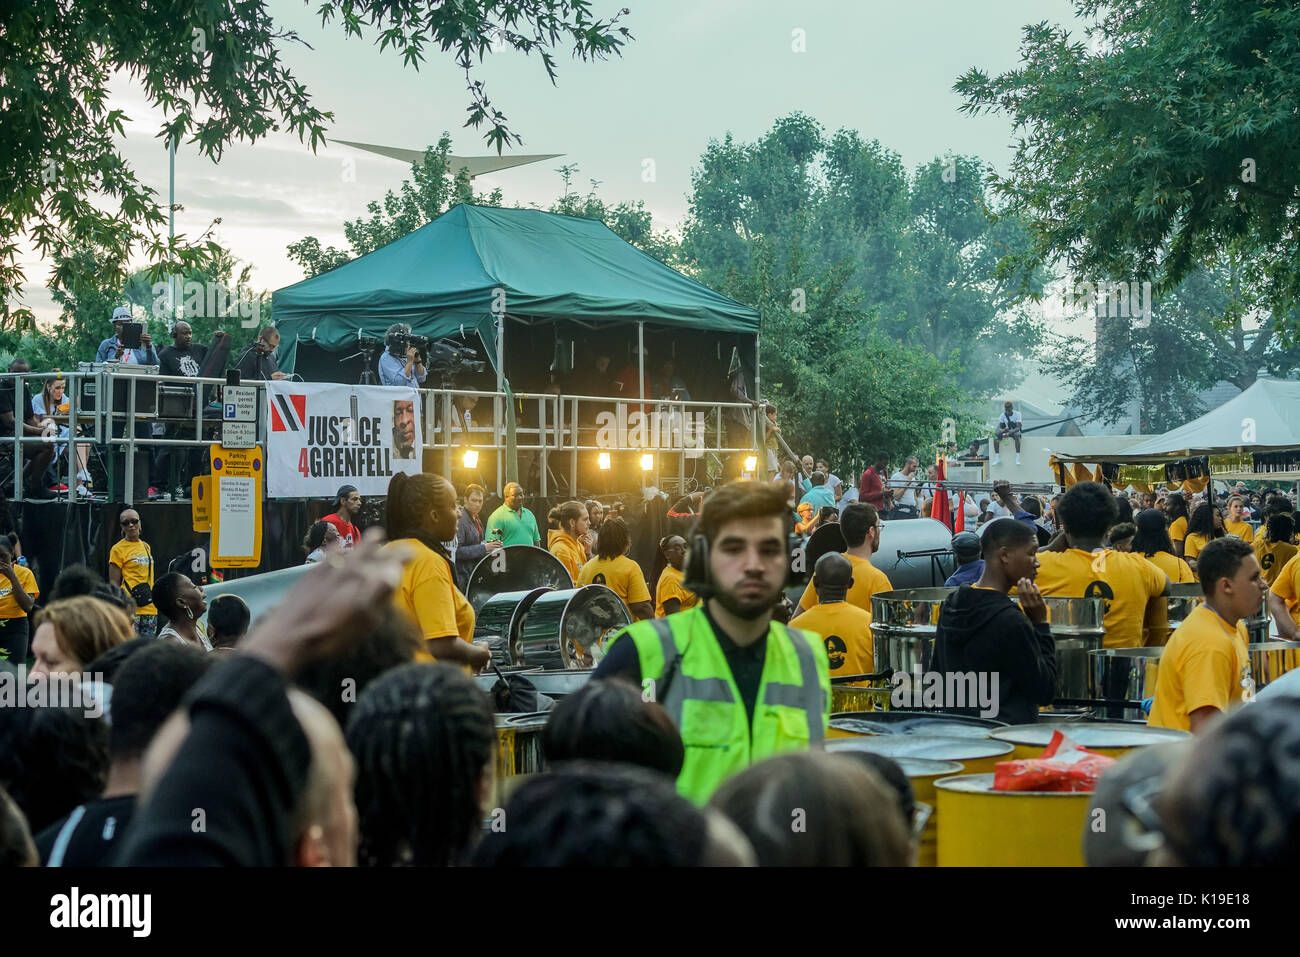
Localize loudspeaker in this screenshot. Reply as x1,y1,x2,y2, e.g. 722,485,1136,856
109,450,151,501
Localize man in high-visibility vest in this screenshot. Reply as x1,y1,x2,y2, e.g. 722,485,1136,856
595,480,830,804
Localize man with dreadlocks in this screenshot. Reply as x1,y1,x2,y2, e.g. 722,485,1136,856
346,663,497,866
383,472,490,673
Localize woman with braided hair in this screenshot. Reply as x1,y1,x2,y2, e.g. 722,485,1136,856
346,663,496,867
653,534,698,618
383,471,490,673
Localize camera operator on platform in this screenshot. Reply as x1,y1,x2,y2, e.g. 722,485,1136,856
234,326,288,382
378,323,428,388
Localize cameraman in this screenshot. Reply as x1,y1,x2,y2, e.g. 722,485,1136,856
378,323,427,388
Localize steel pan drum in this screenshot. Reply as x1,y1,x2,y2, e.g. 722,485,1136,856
1028,596,1104,703
466,545,573,613
517,669,594,699
826,735,1013,776
1250,640,1300,689
804,522,847,573
1090,647,1163,720
828,711,1003,739
494,716,517,779
474,588,552,667
992,722,1189,761
1162,585,1269,645
503,712,550,776
829,677,893,716
475,666,542,695
887,757,961,869
870,588,950,676
935,773,1090,867
515,585,633,670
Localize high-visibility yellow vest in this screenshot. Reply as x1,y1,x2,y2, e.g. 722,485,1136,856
607,605,830,804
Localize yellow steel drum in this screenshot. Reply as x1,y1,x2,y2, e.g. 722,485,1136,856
1250,640,1300,689
991,722,1190,761
829,678,893,716
935,773,1091,867
825,735,1012,776
494,717,517,779
827,711,1001,740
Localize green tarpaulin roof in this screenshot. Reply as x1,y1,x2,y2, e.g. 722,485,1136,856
272,204,760,372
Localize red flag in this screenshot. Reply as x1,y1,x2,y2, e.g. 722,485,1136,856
932,453,952,530
953,491,965,533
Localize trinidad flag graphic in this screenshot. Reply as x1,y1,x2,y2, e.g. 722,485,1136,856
270,393,307,432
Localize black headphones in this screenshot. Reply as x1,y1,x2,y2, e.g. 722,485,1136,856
681,529,806,599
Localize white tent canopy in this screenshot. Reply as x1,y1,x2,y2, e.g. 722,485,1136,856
1119,379,1300,457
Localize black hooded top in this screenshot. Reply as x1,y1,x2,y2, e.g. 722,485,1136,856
931,585,1058,725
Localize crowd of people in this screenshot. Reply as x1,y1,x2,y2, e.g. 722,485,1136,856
4,467,1300,870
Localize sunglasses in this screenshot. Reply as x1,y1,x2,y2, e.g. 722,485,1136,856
121,518,140,526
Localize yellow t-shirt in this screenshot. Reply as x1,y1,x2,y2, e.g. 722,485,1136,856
0,565,38,618
109,538,157,616
549,532,586,583
798,553,893,615
1168,516,1188,544
1270,553,1300,626
1183,532,1213,560
1224,520,1254,543
1255,538,1298,588
1148,604,1251,731
387,538,475,667
1143,550,1195,584
654,564,699,618
792,600,874,678
1033,549,1168,649
578,554,651,608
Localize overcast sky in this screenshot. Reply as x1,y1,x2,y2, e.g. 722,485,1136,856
17,0,1087,405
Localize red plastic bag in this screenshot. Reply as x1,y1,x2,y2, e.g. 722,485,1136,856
992,729,1115,792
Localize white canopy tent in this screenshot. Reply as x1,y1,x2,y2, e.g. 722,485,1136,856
1112,379,1300,459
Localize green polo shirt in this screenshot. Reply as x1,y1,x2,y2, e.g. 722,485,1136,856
485,503,540,546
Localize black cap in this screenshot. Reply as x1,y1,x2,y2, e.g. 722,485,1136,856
951,531,981,563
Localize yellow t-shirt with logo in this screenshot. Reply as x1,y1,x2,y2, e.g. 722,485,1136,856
1183,532,1213,561
1224,520,1254,543
578,554,651,608
1143,550,1195,584
109,539,157,616
798,553,893,615
387,538,475,669
1148,604,1251,731
1253,538,1297,587
654,564,699,618
549,532,586,583
0,565,38,618
1168,516,1188,545
793,600,874,678
1269,553,1300,626
1033,549,1168,649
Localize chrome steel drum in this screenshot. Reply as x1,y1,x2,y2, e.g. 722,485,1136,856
519,669,594,699
992,722,1189,760
1022,596,1104,704
1164,583,1204,639
475,666,542,695
515,585,633,670
1091,647,1163,720
474,588,553,667
829,710,1003,738
1250,640,1300,689
870,588,952,675
466,545,573,613
503,713,549,776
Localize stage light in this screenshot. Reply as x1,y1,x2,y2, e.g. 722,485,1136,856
462,448,479,469
598,452,611,470
640,453,654,472
744,455,758,473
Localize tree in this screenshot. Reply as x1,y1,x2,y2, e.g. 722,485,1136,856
956,0,1300,315
287,136,503,277
1042,262,1300,432
680,113,1044,400
1,1,632,324
545,164,680,265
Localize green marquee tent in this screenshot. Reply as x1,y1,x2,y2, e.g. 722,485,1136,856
271,204,760,375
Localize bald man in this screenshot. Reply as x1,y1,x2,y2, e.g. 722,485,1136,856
139,691,357,867
485,482,541,547
791,552,875,678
